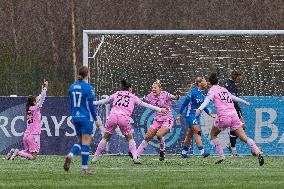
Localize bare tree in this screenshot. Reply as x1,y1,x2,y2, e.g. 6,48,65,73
71,0,77,80
46,0,59,65
7,0,18,61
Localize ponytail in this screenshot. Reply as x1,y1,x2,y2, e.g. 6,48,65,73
121,79,132,90
26,96,36,116
77,66,89,81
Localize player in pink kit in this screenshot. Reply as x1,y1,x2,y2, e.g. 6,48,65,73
196,73,264,166
136,80,181,161
91,80,166,164
6,80,48,160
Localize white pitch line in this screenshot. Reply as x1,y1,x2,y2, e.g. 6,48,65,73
93,167,266,173
95,167,266,172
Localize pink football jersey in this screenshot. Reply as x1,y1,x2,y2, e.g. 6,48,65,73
207,85,238,116
109,91,142,117
26,106,42,134
144,91,173,121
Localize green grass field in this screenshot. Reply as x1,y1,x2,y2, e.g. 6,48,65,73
0,155,283,189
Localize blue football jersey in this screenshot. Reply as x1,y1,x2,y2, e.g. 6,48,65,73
179,86,209,116
68,80,97,122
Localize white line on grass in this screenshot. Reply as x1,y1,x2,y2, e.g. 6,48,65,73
96,167,264,172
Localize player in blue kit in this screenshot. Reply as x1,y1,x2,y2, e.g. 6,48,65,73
176,77,216,158
64,66,101,175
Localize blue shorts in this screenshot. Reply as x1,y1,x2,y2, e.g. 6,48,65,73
185,114,200,127
72,119,93,136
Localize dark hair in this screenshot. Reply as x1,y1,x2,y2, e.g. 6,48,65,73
26,95,36,116
209,73,218,85
231,70,242,81
77,66,89,80
121,79,132,90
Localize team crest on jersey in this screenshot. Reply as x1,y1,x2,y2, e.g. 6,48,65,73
76,111,80,116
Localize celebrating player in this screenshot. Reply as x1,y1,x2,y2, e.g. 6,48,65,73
6,79,48,161
64,66,101,175
224,70,245,156
176,77,216,158
136,80,180,161
91,80,166,164
196,73,264,166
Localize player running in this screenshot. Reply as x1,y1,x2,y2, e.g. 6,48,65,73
6,79,48,161
224,70,245,156
64,66,101,175
91,80,166,164
136,80,181,161
196,73,264,166
176,77,216,158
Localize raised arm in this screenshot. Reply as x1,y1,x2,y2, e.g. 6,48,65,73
232,95,250,106
170,90,182,100
197,97,210,111
38,80,48,108
139,101,163,112
94,97,111,105
195,96,211,116
179,94,191,115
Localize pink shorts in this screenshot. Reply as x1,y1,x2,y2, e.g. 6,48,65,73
150,117,174,130
214,114,243,131
105,113,132,136
23,132,40,153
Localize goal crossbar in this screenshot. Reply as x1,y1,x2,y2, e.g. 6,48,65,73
83,30,284,67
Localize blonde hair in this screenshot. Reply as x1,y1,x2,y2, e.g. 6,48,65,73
152,79,161,88
195,77,203,85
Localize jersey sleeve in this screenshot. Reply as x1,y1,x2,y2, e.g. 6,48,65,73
134,95,143,105
38,87,47,108
109,92,117,101
231,95,248,104
166,91,173,100
198,96,211,111
142,93,150,102
207,89,215,101
179,92,191,114
139,101,162,112
87,86,97,121
94,98,111,105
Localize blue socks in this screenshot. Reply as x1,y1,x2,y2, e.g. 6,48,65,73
182,146,189,154
81,145,90,169
182,146,189,151
198,146,205,155
68,142,81,157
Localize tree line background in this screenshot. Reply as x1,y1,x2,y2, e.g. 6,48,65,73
0,0,283,96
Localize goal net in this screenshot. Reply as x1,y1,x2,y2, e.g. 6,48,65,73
83,30,284,97
83,30,284,155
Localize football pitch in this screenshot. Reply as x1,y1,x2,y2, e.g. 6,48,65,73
0,155,283,189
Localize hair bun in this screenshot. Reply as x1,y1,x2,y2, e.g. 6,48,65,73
121,79,132,90
121,79,127,85
211,73,217,79
209,73,218,85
